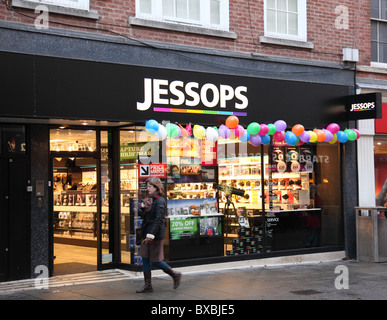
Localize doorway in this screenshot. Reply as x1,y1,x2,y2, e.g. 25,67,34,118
52,156,98,275
50,127,116,276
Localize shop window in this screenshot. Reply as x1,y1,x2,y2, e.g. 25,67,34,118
20,0,89,10
264,0,307,42
135,0,230,31
50,129,96,152
374,135,387,206
1,125,26,155
119,124,344,265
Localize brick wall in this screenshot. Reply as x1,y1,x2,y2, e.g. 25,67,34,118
0,0,371,65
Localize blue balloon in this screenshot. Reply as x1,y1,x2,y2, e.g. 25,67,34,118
261,134,270,145
239,130,250,142
336,130,348,143
145,119,159,134
285,131,297,146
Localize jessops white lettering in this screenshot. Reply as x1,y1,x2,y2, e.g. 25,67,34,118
350,102,375,112
137,78,248,111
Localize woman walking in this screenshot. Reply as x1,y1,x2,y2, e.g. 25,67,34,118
136,177,182,293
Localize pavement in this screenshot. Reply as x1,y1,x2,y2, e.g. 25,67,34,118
0,252,386,303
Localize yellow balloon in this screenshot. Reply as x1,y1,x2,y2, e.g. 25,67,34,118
329,133,338,144
193,125,206,139
309,131,317,143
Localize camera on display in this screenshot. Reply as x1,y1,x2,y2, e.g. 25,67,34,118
213,183,245,197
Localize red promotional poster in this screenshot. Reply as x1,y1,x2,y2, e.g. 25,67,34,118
138,163,167,179
201,140,217,166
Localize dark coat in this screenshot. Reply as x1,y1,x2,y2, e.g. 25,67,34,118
142,196,166,240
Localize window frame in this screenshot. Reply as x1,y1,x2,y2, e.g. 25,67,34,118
22,0,89,11
135,0,230,32
371,0,387,65
264,0,307,42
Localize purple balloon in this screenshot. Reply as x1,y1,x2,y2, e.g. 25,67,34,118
323,129,333,142
219,124,231,139
250,134,262,146
299,131,311,143
274,120,287,132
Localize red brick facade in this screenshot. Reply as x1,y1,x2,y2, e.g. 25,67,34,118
0,1,373,65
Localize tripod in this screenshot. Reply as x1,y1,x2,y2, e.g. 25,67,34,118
224,194,237,247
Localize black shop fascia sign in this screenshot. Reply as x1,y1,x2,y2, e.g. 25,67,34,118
2,53,350,127
346,92,382,120
327,92,382,122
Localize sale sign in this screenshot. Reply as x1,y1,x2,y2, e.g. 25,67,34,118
138,163,167,178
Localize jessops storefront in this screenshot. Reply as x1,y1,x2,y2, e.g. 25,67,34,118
0,49,368,281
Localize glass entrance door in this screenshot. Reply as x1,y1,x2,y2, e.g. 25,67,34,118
52,156,98,275
50,128,117,275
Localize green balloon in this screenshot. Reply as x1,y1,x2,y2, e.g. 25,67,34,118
267,123,276,135
247,122,260,135
344,129,357,141
166,123,179,138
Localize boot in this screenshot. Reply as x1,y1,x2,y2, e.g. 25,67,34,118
136,272,153,293
164,268,182,289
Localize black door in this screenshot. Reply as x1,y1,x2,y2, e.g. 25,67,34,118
0,157,30,282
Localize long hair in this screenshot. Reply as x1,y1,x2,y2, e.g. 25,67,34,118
146,177,165,196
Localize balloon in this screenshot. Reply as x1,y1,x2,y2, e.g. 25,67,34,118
274,120,287,132
250,134,262,146
166,123,179,138
247,122,260,135
205,127,219,142
233,125,245,138
336,130,348,143
174,125,182,139
157,124,167,140
145,119,159,134
326,123,340,134
285,131,297,145
309,131,317,143
323,129,333,143
193,125,206,139
344,129,357,141
314,129,326,142
299,131,311,143
329,134,338,144
292,124,304,136
225,115,239,129
219,124,231,139
274,131,285,142
259,124,269,136
179,124,189,137
261,134,270,145
239,130,250,143
352,128,361,140
267,124,276,135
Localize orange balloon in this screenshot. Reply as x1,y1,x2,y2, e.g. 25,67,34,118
225,115,239,129
314,129,326,142
292,124,304,136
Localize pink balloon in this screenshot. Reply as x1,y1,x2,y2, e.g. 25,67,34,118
233,125,245,138
259,124,269,136
352,128,361,140
326,123,340,134
274,131,285,142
